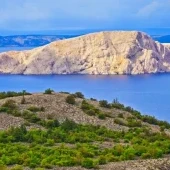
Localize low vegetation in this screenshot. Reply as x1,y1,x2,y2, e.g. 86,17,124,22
0,91,31,99
44,88,54,94
66,95,76,105
0,90,170,169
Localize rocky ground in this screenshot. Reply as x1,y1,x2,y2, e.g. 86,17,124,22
0,93,131,131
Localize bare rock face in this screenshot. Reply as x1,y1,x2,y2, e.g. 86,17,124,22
1,31,170,75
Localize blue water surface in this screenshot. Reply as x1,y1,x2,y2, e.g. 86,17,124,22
0,74,170,121
0,47,170,121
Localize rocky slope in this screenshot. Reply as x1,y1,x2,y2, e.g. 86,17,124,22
1,31,170,74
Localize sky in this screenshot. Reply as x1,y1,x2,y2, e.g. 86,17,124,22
0,0,170,34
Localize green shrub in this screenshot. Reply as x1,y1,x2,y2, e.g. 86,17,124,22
45,139,55,146
114,118,126,126
27,106,44,112
98,113,106,120
90,98,97,101
141,152,151,159
45,119,60,128
2,100,17,110
22,110,41,123
99,100,111,108
81,100,92,110
44,88,54,94
127,119,142,127
98,155,107,165
74,92,84,99
61,119,77,131
123,147,136,160
0,91,31,100
81,158,96,169
86,109,96,116
66,95,76,105
0,107,9,113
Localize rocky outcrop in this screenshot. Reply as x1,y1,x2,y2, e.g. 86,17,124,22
1,31,170,75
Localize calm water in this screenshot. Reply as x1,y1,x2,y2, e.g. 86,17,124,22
0,74,170,121
0,47,170,121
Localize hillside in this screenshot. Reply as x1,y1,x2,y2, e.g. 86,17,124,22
0,35,76,47
1,90,170,169
1,31,170,75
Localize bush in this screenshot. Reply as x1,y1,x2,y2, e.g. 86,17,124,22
98,113,106,120
123,147,136,160
27,106,44,112
0,91,31,100
127,119,142,127
74,92,84,99
81,158,96,169
99,100,111,108
45,119,60,128
2,100,17,110
90,98,97,101
98,155,107,165
86,109,96,116
61,119,77,131
114,118,126,126
44,88,54,94
0,107,9,113
66,95,76,105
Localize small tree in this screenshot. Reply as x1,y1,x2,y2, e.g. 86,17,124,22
99,100,111,108
61,119,77,131
44,88,54,94
21,90,26,104
66,95,76,105
81,158,95,169
74,92,84,99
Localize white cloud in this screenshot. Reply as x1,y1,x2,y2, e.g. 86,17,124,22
137,1,159,17
0,0,170,30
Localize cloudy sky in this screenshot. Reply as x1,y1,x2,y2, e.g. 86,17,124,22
0,0,169,33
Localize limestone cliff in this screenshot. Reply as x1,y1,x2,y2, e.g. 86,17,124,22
1,31,170,74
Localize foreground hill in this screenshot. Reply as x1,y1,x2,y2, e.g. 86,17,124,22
1,31,170,74
1,90,170,169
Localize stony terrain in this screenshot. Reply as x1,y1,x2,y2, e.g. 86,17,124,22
0,92,162,132
0,93,130,131
1,31,170,75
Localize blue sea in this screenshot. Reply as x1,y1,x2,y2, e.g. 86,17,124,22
0,47,170,121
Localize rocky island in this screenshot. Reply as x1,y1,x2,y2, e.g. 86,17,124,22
1,31,170,75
